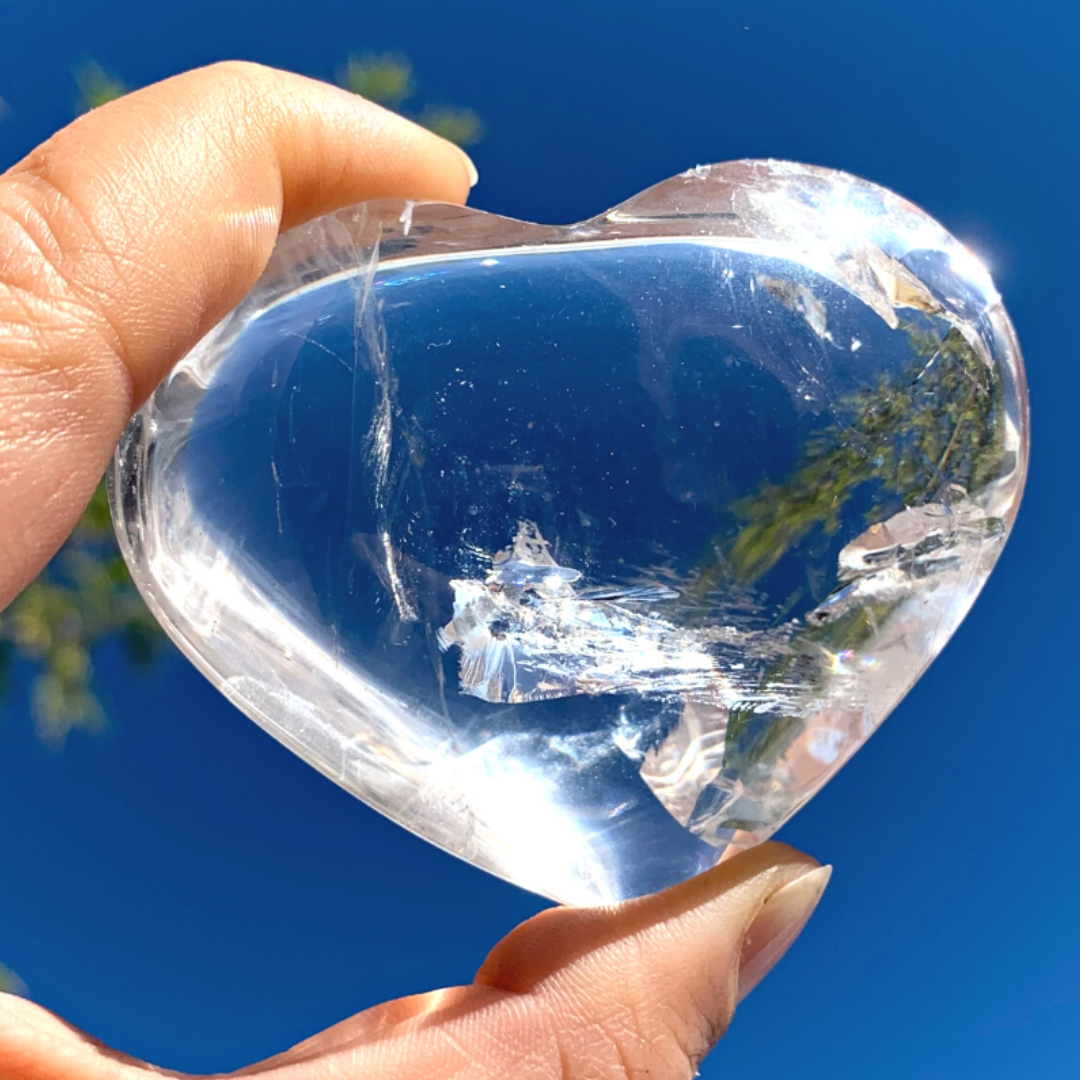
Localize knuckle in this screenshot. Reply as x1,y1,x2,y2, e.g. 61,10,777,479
194,60,279,106
202,58,271,82
176,61,288,151
0,169,73,298
0,165,129,389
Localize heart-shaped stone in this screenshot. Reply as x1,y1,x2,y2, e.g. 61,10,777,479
111,161,1028,904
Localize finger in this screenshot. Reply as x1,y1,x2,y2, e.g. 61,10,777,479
243,842,830,1079
0,61,475,608
0,992,164,1079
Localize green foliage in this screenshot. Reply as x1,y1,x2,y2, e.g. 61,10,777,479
72,51,483,145
73,60,128,110
0,483,169,747
338,51,484,147
340,52,416,106
715,324,1005,588
0,962,28,997
418,105,485,147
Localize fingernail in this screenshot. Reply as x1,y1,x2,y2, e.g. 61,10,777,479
736,864,831,1003
456,146,480,188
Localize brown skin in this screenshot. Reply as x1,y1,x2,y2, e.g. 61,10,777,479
0,64,828,1079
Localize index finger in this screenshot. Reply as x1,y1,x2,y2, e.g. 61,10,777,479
0,61,476,607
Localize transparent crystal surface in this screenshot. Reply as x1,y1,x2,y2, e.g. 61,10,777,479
111,161,1028,905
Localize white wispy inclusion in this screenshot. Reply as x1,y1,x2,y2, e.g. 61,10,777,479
633,498,1006,843
438,522,726,705
757,274,833,343
357,226,418,624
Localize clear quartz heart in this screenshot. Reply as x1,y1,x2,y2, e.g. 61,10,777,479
111,161,1028,904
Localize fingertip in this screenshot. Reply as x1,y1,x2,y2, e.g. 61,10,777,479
736,862,831,1003
456,145,480,189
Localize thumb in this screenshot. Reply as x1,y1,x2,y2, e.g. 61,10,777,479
252,842,829,1080
474,841,830,1078
0,844,828,1080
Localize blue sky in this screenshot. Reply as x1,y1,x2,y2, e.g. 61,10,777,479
1,2,1078,1076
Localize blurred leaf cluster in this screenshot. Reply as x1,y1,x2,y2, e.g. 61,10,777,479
73,60,128,109
0,484,168,746
70,53,484,145
340,52,416,106
339,52,484,146
0,961,28,997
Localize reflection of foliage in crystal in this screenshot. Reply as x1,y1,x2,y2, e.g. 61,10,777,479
713,325,1005,776
338,52,484,147
0,962,28,997
73,60,128,110
0,483,169,746
722,597,900,773
725,708,802,774
719,324,1006,587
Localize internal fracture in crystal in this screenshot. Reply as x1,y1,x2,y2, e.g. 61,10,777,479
438,521,719,705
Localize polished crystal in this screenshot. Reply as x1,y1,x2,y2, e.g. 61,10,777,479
111,161,1029,904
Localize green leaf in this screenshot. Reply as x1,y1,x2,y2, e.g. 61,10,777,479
3,479,170,745
419,105,485,147
339,53,415,106
73,60,127,111
706,320,1006,774
0,962,28,997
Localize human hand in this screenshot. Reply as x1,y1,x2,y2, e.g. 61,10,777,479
0,64,830,1079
